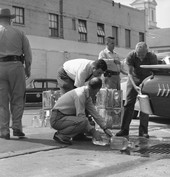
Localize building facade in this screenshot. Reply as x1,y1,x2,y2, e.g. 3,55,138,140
131,0,157,29
0,0,146,79
130,0,170,54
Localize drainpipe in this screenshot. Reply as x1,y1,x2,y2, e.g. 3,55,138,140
59,0,64,38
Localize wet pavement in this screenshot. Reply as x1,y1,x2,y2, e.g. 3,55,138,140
0,108,170,176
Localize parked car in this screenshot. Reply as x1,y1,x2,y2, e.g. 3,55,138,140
140,64,170,118
156,52,170,63
120,52,169,118
25,78,60,107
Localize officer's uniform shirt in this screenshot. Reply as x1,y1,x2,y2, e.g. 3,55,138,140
63,59,94,87
0,24,32,67
53,86,107,131
98,48,121,72
98,48,122,89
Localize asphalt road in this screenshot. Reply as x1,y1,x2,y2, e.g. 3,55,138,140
0,108,170,177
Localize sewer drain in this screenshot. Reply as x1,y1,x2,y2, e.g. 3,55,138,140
135,143,170,155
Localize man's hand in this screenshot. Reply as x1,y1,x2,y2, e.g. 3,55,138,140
135,86,141,94
92,129,103,141
114,60,121,65
104,129,113,137
25,67,31,78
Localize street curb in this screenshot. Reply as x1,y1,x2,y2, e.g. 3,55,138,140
0,145,66,160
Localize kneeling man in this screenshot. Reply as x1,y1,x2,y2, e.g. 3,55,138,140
50,77,112,145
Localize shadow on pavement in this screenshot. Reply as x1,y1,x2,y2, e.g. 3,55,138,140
0,133,64,156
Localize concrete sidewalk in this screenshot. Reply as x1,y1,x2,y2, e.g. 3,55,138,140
1,108,170,159
0,109,66,159
1,109,170,177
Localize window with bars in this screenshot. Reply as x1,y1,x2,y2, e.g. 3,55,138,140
13,6,24,25
112,26,118,46
125,29,131,48
49,13,59,37
139,32,145,42
78,19,87,42
97,23,105,44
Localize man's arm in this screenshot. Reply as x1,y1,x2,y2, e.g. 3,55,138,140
128,65,141,94
22,33,32,78
74,70,87,87
85,98,107,129
85,97,113,138
98,50,106,60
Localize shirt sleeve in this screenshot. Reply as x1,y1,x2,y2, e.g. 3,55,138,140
22,32,32,69
74,93,86,117
150,53,158,64
98,50,106,59
74,93,95,132
74,70,87,87
126,51,134,67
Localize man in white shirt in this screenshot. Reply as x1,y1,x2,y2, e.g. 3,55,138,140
50,77,112,145
57,58,107,94
98,36,127,90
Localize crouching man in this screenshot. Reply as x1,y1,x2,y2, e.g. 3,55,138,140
50,77,112,145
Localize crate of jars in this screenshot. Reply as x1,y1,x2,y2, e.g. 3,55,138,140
96,107,123,129
95,88,123,109
42,90,61,110
32,90,61,128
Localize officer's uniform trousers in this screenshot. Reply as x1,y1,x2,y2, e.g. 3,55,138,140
0,61,25,136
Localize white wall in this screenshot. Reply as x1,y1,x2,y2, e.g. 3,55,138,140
28,35,132,79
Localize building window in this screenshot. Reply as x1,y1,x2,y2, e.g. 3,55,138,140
78,19,87,42
112,26,118,46
125,29,131,48
139,32,145,42
151,9,155,22
49,13,59,37
97,23,105,44
13,6,24,25
72,18,76,30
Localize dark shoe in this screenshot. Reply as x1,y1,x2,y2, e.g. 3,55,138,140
53,133,72,145
73,133,92,141
13,129,25,137
116,130,129,136
0,133,10,140
139,133,149,138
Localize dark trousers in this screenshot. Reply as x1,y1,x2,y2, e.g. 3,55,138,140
50,110,89,139
57,67,76,94
121,79,149,134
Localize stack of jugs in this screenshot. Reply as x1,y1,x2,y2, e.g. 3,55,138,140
92,132,132,150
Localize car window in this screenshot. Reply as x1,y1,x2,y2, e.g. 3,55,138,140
34,81,43,88
163,56,170,64
47,81,58,88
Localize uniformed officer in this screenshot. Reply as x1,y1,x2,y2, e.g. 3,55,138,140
0,8,32,139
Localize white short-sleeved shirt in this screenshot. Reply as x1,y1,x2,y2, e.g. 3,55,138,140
98,48,120,72
63,59,93,87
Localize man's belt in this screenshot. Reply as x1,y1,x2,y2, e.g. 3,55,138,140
104,70,120,77
0,55,24,63
56,109,75,117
